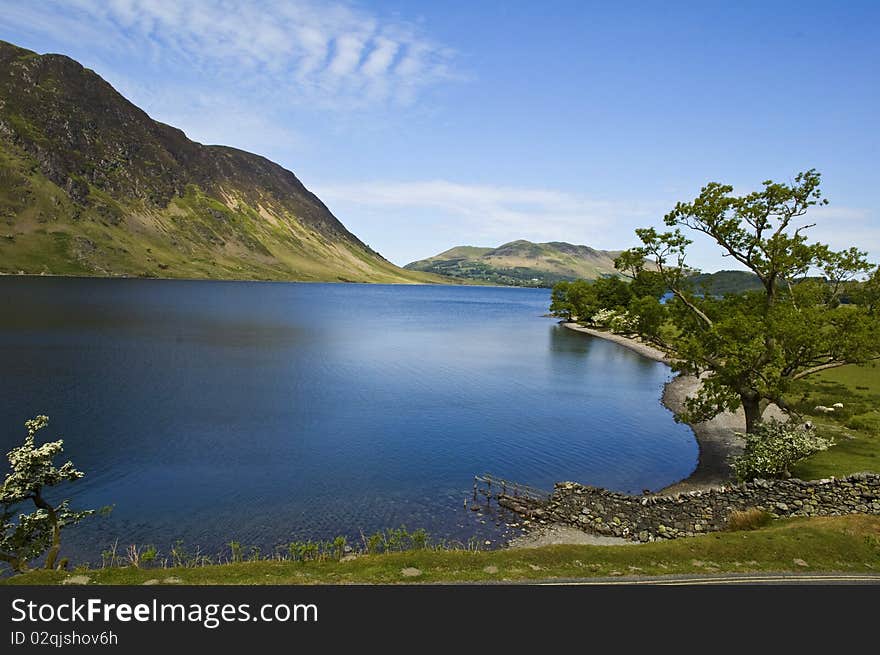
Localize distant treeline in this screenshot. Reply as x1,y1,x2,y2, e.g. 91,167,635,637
409,259,571,287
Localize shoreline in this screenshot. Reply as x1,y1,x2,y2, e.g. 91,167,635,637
561,322,752,495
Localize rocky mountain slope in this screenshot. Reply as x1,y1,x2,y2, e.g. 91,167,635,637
0,40,435,283
405,240,623,287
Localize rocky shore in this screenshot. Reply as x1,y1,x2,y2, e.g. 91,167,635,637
520,473,880,542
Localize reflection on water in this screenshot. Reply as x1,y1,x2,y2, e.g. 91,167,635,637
0,278,696,561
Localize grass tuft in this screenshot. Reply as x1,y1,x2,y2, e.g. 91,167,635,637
726,508,773,531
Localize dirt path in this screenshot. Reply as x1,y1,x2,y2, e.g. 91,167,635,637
507,523,635,548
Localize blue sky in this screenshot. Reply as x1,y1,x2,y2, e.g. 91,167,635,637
1,1,878,271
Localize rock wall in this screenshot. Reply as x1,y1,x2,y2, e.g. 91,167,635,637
513,473,880,542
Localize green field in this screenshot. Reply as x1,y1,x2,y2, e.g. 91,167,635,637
788,362,880,480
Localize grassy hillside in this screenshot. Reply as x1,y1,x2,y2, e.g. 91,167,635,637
405,239,622,287
0,40,439,284
689,270,763,296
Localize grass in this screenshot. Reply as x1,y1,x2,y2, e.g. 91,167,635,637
787,362,880,480
725,508,773,531
4,515,878,585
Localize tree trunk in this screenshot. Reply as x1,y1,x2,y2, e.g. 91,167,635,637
44,506,61,570
741,392,763,434
32,491,61,570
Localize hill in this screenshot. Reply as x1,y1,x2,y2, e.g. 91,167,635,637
0,40,436,283
689,270,763,296
405,240,622,287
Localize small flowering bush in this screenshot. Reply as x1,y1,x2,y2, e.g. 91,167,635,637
608,311,637,334
590,308,636,333
732,419,834,482
1,416,93,572
589,308,618,326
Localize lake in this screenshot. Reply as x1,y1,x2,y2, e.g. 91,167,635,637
0,278,697,562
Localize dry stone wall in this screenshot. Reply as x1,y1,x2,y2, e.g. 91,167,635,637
522,473,880,542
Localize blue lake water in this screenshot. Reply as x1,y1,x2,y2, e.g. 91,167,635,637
0,278,697,561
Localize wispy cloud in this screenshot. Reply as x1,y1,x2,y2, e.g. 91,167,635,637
0,0,457,110
314,179,664,262
315,179,880,269
809,205,880,259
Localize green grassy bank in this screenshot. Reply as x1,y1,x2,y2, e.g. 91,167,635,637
4,516,879,585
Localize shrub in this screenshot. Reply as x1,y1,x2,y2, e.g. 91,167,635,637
591,308,636,333
732,419,834,481
1,415,94,572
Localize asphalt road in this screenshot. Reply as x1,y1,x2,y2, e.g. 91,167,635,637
534,572,880,585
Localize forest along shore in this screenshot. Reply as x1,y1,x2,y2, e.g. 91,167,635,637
561,322,786,495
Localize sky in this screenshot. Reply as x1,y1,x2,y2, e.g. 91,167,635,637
1,0,878,271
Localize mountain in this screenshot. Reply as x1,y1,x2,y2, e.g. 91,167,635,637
689,270,763,296
0,41,437,283
405,240,623,287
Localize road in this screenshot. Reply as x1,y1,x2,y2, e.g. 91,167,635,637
533,572,880,585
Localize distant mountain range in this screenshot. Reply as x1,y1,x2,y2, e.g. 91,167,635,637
406,239,764,294
405,240,623,287
0,40,437,283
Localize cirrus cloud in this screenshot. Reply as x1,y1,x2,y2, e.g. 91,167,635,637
313,179,665,265
0,0,458,110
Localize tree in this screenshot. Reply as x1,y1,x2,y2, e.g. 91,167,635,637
629,270,667,300
1,416,93,572
850,266,880,315
549,279,597,321
549,281,574,320
628,295,666,343
616,170,879,433
593,276,633,310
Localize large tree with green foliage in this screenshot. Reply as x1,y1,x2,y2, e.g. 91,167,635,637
1,416,93,572
615,170,879,433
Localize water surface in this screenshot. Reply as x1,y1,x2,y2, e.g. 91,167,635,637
0,278,697,561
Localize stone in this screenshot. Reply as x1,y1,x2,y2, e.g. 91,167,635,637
62,575,91,585
519,473,879,544
483,565,499,574
400,567,422,577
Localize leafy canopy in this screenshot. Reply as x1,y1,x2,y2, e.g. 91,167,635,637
614,170,878,432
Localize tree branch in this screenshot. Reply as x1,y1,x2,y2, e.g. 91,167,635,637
791,355,880,380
